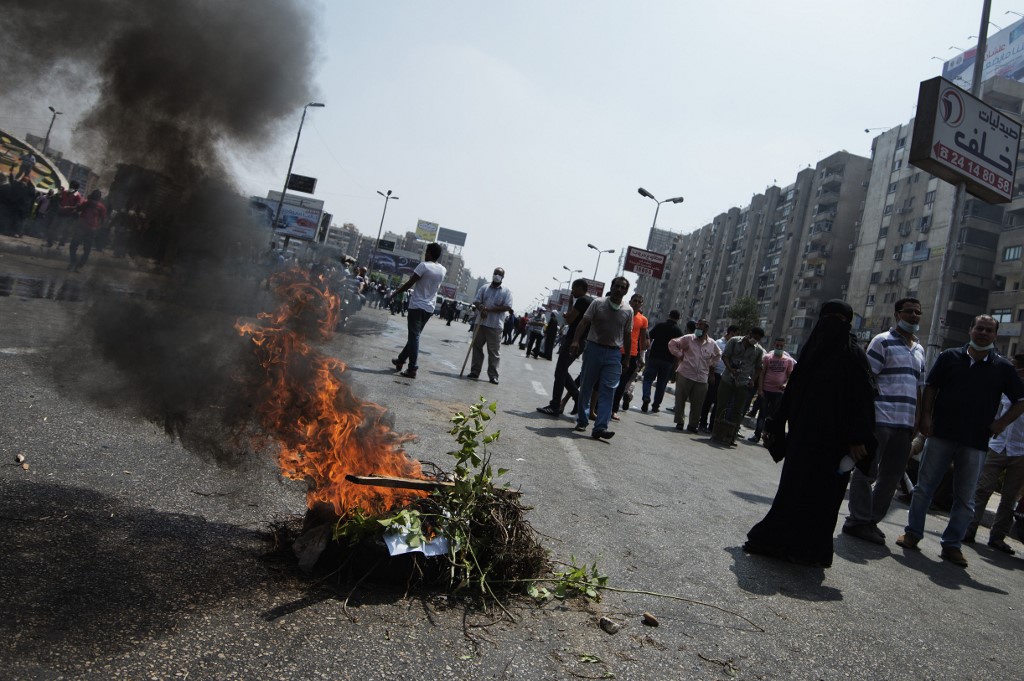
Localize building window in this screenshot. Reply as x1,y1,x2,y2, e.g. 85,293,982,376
896,136,907,149
870,272,881,284
875,249,885,261
910,265,922,278
883,204,894,215
893,159,903,171
879,225,889,238
992,308,1012,323
866,294,876,307
888,182,898,194
924,190,936,204
1003,245,1022,261
920,215,931,231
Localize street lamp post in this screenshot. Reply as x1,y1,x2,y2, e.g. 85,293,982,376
637,187,684,229
368,189,398,282
273,101,325,246
43,106,62,155
587,243,615,281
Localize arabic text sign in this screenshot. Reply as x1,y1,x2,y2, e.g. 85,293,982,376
909,77,1021,203
623,246,667,279
584,279,605,297
415,219,439,241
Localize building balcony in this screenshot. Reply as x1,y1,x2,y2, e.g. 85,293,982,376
821,173,843,191
804,247,832,264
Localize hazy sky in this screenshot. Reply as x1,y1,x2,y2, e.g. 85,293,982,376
9,1,1022,312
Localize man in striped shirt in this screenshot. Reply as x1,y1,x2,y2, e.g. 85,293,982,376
842,297,925,545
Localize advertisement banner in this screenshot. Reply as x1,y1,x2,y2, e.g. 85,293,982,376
623,245,667,279
941,18,1024,90
415,219,439,241
437,226,468,247
266,191,324,241
439,283,457,299
584,279,605,297
371,252,421,277
910,77,1021,203
0,128,67,192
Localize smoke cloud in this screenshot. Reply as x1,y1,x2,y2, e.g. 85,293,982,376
2,0,326,462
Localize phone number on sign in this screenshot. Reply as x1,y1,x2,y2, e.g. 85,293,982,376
935,143,1012,194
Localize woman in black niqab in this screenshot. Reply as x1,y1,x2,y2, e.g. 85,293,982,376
744,300,877,567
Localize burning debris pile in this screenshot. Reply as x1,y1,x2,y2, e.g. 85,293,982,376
249,270,549,598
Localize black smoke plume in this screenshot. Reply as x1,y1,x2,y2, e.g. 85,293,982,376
2,0,324,462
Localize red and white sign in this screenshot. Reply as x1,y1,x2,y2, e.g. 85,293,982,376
584,279,605,297
910,77,1021,203
623,246,667,279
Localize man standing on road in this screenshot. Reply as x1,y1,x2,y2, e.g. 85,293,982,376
612,294,649,419
842,298,925,545
537,279,593,416
468,267,513,385
668,318,722,433
640,309,684,414
963,353,1024,554
571,277,632,440
749,337,796,443
699,325,737,432
896,315,1024,567
67,189,108,272
389,242,447,379
713,327,765,445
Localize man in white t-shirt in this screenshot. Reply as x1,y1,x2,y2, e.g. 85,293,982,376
389,242,447,378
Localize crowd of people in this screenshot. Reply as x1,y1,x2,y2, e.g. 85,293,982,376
383,251,1024,572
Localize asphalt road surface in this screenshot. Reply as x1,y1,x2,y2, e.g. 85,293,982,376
1,239,1021,680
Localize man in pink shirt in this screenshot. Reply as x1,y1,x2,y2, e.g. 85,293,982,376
668,319,722,433
749,337,796,442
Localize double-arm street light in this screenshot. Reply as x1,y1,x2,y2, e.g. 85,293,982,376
273,102,325,241
637,187,684,229
587,243,615,280
368,189,398,281
43,106,62,155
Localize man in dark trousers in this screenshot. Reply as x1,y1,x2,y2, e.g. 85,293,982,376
537,279,593,416
640,309,684,413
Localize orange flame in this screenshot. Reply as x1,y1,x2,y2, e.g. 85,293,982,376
236,269,425,517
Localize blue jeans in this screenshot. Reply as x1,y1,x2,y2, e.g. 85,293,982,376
396,308,431,371
904,436,986,548
575,344,622,434
641,356,674,408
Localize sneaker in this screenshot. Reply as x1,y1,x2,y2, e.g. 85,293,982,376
988,538,1015,554
489,377,499,385
940,546,969,567
573,424,587,432
641,400,649,413
536,405,560,416
747,435,761,443
895,533,921,551
842,523,885,546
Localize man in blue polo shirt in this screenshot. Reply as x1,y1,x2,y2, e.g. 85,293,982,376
843,298,926,545
896,315,1024,567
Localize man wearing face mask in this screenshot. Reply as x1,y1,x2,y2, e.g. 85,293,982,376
843,298,926,545
667,319,721,433
749,337,796,443
896,315,1024,568
713,327,765,445
468,268,514,385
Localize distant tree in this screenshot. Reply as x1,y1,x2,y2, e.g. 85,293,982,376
727,296,760,333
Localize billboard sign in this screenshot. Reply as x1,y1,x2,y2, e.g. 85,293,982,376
287,173,317,194
909,77,1020,204
584,279,605,297
415,219,439,241
372,251,421,277
0,128,67,192
439,283,457,299
623,245,667,279
941,18,1024,90
377,239,395,252
266,190,324,241
437,226,468,247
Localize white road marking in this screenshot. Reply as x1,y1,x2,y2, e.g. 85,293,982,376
0,347,39,355
559,437,599,489
531,380,547,396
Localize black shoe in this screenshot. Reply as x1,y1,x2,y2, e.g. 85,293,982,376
399,369,417,379
842,523,885,545
747,435,761,443
467,373,480,379
391,358,404,372
536,405,560,416
489,377,499,384
621,397,631,411
675,423,686,431
592,429,615,440
988,538,1015,554
569,402,579,416
652,406,660,414
641,400,649,413
686,425,699,434
962,532,976,545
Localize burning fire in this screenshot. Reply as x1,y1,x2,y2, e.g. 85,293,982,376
236,269,426,516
